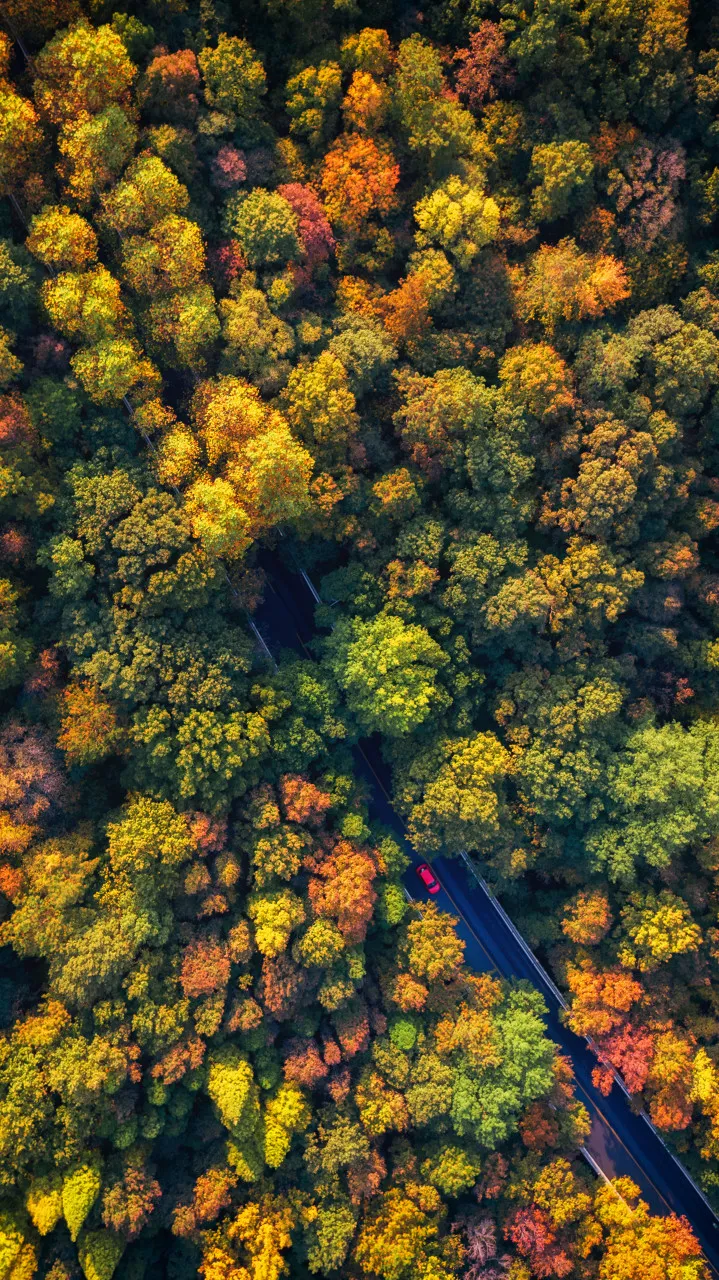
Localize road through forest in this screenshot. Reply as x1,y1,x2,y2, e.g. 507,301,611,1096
252,548,719,1274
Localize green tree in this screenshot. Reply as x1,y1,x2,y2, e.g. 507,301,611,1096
450,988,556,1148
395,36,478,172
286,63,342,150
198,35,266,131
305,1199,357,1274
224,190,302,267
325,613,449,736
587,721,719,881
0,240,37,335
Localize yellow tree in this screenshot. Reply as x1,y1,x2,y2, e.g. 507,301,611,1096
593,1178,708,1280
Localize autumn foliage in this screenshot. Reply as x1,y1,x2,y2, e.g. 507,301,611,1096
0,3,717,1279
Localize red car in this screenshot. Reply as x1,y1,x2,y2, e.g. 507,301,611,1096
416,862,441,894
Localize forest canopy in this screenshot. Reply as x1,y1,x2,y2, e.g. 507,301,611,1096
1,0,719,1278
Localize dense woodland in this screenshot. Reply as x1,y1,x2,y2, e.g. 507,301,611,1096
0,0,719,1276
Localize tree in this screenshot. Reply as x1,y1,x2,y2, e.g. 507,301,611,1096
210,144,247,191
219,285,295,386
328,315,396,397
181,473,250,559
537,539,643,636
394,35,477,171
529,141,594,223
587,721,719,881
277,182,336,275
34,21,136,126
404,902,465,982
191,374,275,461
188,378,314,539
343,71,390,135
206,1045,261,1143
0,240,37,335
514,238,630,332
224,189,302,267
142,284,220,372
209,1194,295,1280
285,350,359,465
198,35,266,130
341,28,393,77
258,952,310,1021
280,774,331,825
0,720,67,858
27,206,98,271
617,891,702,971
57,106,138,206
449,987,557,1149
593,1178,707,1280
561,890,613,945
263,1081,311,1166
138,48,201,123
421,1144,481,1197
62,1160,102,1241
57,681,122,766
652,322,719,419
296,917,345,967
187,419,313,556
99,155,189,235
321,136,400,237
397,733,511,853
565,957,643,1040
71,338,161,405
353,1189,445,1280
414,177,500,269
646,1031,695,1132
286,63,342,150
325,613,449,736
0,84,43,197
180,936,230,998
393,367,494,477
608,140,686,250
42,267,131,344
498,342,576,424
101,1162,161,1239
454,22,514,108
539,417,659,543
308,839,378,943
248,888,305,956
305,1199,357,1274
120,216,206,295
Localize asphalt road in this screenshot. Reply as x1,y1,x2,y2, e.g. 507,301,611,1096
253,551,719,1274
